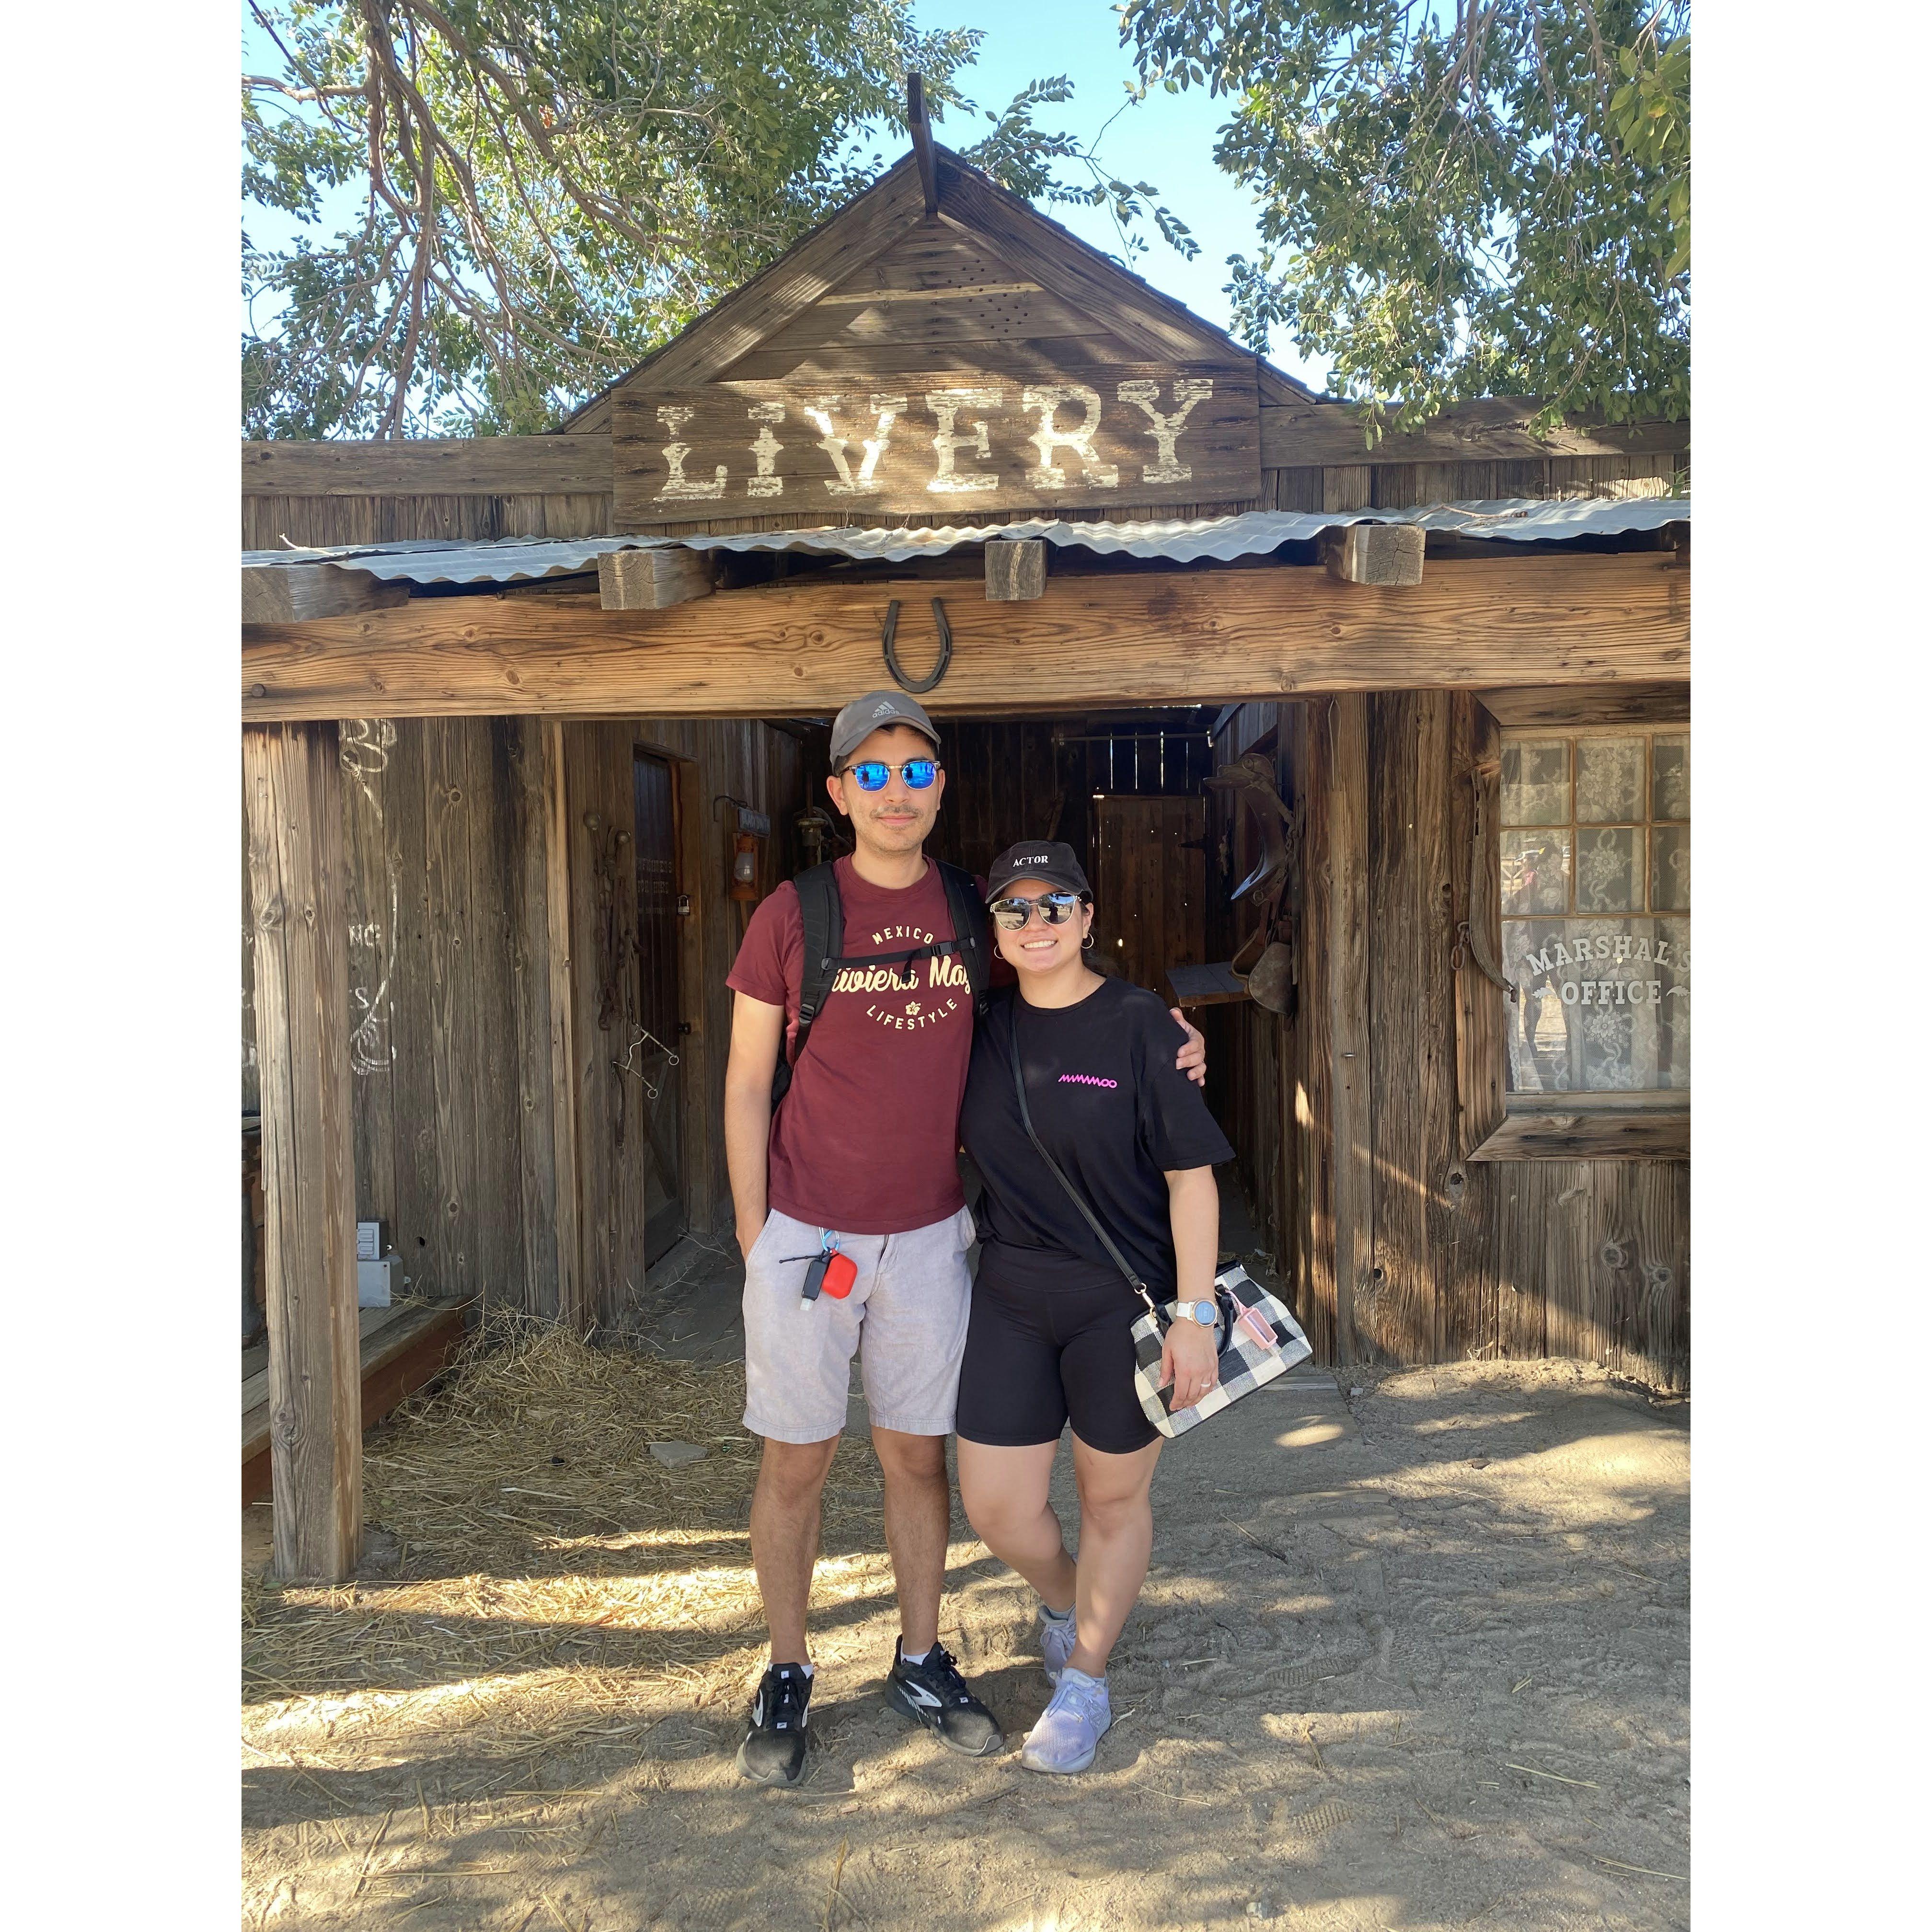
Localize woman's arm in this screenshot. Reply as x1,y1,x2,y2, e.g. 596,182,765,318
1161,1166,1222,1407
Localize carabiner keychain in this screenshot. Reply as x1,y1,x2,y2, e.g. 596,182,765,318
779,1228,858,1303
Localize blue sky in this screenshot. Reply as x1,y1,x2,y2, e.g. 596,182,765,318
242,0,1325,393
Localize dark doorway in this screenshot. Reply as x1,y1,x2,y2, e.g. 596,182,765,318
632,751,685,1263
1089,793,1210,999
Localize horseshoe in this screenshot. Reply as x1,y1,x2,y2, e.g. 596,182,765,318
881,597,954,694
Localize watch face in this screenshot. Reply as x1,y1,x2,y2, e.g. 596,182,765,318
1194,1301,1214,1325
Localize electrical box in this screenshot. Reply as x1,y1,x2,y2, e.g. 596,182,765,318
357,1254,398,1309
356,1220,382,1262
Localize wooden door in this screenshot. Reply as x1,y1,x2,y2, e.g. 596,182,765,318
632,752,684,1263
1089,795,1210,998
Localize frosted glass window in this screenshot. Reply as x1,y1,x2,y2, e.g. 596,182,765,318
1499,728,1690,1094
1576,737,1645,822
1500,739,1569,825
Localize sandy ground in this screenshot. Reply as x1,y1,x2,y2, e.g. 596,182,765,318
242,1310,1687,1932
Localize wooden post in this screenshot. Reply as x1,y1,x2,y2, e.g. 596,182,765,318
242,564,408,624
541,720,585,1328
243,721,363,1583
1322,523,1425,587
598,547,713,611
1326,694,1372,1365
908,73,939,217
985,538,1048,601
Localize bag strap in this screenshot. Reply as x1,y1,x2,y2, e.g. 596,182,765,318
773,862,844,1108
935,859,991,1016
1006,1013,1159,1318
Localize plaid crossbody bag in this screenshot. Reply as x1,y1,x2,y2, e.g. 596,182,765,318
1006,1023,1312,1440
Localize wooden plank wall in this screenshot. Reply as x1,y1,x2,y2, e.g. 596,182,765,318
242,493,612,550
240,449,1684,550
240,714,811,1327
628,718,809,1243
1249,692,1690,1389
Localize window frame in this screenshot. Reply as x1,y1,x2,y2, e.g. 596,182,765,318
1457,685,1690,1164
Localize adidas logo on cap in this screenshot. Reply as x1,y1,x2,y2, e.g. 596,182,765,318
872,701,897,717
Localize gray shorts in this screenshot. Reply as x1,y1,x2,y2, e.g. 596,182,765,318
741,1206,976,1443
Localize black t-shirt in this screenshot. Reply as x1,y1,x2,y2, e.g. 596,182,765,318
959,978,1235,1295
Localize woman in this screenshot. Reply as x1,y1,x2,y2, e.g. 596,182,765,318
954,840,1234,1774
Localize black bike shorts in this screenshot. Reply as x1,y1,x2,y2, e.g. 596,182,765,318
954,1242,1159,1456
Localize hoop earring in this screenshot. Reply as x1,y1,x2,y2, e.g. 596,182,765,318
1081,932,1095,951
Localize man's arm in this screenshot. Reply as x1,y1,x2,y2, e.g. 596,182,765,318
724,990,786,1257
1171,1008,1208,1088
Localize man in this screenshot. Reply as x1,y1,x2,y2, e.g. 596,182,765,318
722,690,1206,1786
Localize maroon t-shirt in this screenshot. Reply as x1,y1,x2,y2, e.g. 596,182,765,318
727,857,989,1235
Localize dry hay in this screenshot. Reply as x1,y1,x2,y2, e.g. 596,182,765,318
242,1311,894,1785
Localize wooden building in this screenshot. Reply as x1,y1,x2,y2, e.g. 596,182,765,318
242,130,1689,1581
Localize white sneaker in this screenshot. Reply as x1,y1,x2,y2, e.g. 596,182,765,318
1020,1666,1111,1774
1038,1607,1077,1685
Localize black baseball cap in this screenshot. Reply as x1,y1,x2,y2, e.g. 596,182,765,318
986,840,1091,902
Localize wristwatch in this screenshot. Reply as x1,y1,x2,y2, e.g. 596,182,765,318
1175,1299,1217,1327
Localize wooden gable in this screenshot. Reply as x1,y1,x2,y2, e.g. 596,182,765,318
608,148,1284,530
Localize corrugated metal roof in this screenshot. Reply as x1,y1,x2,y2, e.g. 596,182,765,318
242,494,1687,585
240,535,652,585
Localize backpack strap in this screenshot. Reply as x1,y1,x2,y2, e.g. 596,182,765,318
935,859,992,1017
772,862,843,1108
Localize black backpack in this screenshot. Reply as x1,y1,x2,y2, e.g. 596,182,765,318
770,859,992,1107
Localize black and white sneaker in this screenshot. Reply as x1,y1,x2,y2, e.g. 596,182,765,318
736,1662,813,1786
884,1638,1003,1756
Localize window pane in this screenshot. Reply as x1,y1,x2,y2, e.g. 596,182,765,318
1574,826,1640,913
1650,825,1690,911
1651,734,1690,820
1576,737,1644,823
1500,829,1570,915
1498,727,1688,1095
1500,738,1569,825
1503,918,1691,1093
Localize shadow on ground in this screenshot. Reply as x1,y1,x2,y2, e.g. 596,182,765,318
243,1195,1688,1932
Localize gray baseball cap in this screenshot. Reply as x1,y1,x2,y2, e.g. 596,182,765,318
986,839,1092,902
829,690,940,766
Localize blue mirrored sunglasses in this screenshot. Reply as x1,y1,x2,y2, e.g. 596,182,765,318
847,758,939,792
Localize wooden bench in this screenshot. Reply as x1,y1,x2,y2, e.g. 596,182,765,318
242,1301,468,1504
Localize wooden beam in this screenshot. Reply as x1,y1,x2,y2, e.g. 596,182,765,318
1477,681,1689,727
908,73,939,217
1469,1108,1689,1162
1452,695,1508,1158
242,435,615,496
1325,694,1372,1366
598,547,713,611
242,564,408,624
1322,524,1425,587
540,721,585,1328
984,538,1047,601
243,552,1688,720
668,754,713,1241
1261,396,1691,469
243,722,362,1583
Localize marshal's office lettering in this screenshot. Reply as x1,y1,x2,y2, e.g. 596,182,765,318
1498,727,1691,1096
612,364,1261,524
